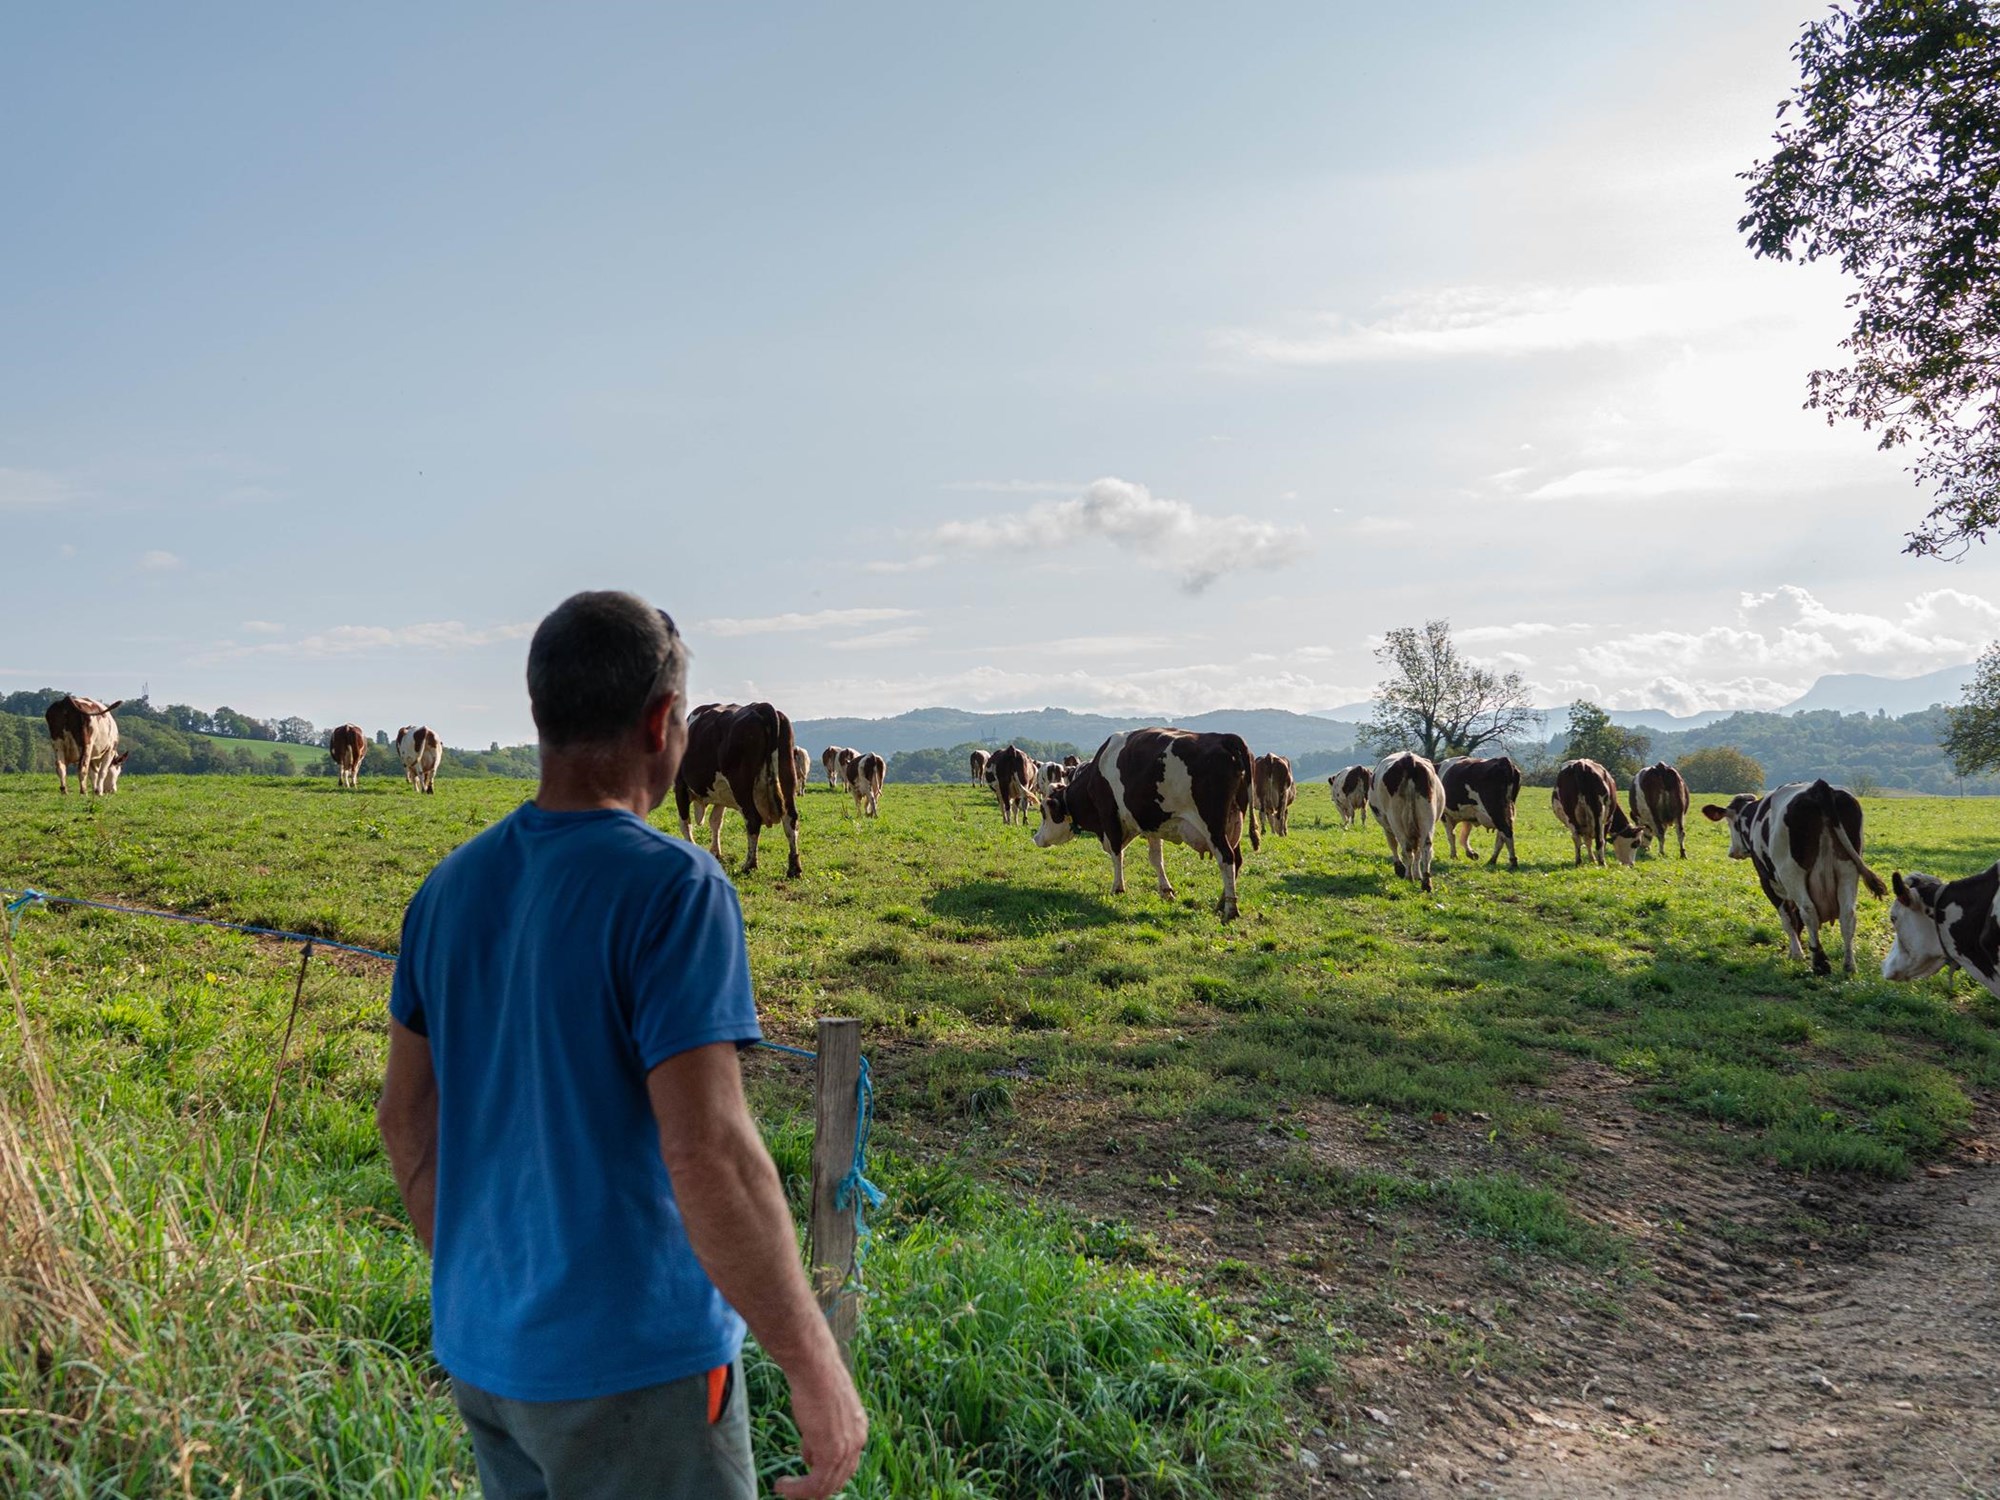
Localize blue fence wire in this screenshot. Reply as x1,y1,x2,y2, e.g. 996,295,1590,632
2,883,884,1264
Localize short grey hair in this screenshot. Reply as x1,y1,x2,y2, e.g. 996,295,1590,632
526,591,688,748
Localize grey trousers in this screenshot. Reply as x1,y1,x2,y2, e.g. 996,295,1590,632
451,1358,756,1500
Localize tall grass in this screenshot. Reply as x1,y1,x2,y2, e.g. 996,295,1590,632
0,918,1281,1497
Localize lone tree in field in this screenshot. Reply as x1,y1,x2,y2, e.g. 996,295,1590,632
1942,641,2000,773
1360,620,1537,762
1741,0,2000,557
1679,745,1766,794
1562,700,1652,780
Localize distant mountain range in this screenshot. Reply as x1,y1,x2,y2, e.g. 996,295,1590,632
1318,665,1977,738
792,706,1360,759
798,666,1978,761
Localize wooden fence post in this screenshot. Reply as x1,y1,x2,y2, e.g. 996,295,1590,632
808,1017,861,1367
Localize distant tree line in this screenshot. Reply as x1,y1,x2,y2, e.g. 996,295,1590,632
0,690,540,780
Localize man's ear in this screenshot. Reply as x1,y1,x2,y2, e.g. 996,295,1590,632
644,692,678,753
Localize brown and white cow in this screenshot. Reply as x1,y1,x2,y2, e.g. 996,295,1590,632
675,702,803,877
792,745,812,791
328,723,367,788
1438,755,1522,868
1062,754,1081,772
845,750,885,817
1703,780,1885,977
1252,753,1296,837
821,746,848,789
987,745,1039,824
1884,865,2000,998
1369,752,1445,892
1329,764,1372,828
969,748,990,784
1630,761,1691,859
44,695,124,795
1041,760,1069,792
395,726,442,793
1033,728,1258,919
1552,759,1648,867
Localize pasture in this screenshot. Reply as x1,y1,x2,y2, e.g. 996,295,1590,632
2,772,1997,1495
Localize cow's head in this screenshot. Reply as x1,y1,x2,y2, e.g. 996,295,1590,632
1608,824,1650,867
1700,794,1759,859
1033,786,1076,848
1882,871,1951,982
103,750,131,793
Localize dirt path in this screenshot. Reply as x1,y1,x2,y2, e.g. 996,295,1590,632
1478,1151,2000,1499
939,1058,2000,1498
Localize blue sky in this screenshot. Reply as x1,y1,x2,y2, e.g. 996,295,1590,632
8,2,2000,746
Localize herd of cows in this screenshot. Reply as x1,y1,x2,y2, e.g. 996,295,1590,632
30,692,2000,999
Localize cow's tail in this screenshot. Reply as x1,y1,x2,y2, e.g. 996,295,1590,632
771,708,800,821
1812,779,1887,898
1236,739,1259,854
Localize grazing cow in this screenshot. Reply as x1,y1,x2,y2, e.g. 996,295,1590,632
1702,780,1885,977
1552,759,1648,867
1329,764,1373,828
1252,753,1296,837
821,746,848,789
44,695,124,795
1438,755,1522,868
1062,754,1081,771
1032,728,1259,919
1631,761,1692,859
395,726,442,793
675,702,803,877
845,751,885,817
1884,865,2000,999
1369,752,1445,892
792,745,812,790
101,750,131,793
1042,760,1069,791
328,723,367,788
988,745,1039,824
969,748,990,785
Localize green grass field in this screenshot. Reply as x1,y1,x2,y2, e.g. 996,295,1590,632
2,772,1996,1496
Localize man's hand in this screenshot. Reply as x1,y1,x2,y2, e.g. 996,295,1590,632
776,1351,867,1498
649,1044,870,1494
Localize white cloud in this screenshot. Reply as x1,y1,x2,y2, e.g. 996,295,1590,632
861,555,942,575
925,476,1307,594
1523,456,1736,501
1456,621,1593,645
1217,281,1793,366
1548,586,2000,711
700,607,919,638
198,619,535,662
241,620,286,634
140,550,183,571
0,469,67,509
825,626,929,651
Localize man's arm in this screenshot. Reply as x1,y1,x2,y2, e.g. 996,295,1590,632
648,1043,867,1500
377,1019,439,1254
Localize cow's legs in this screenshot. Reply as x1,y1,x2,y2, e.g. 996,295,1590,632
1417,831,1435,893
1147,837,1175,901
1838,895,1858,977
1675,817,1686,859
1380,821,1405,878
707,804,727,860
781,811,802,878
1107,840,1127,895
1800,905,1831,977
742,815,762,875
1218,845,1241,920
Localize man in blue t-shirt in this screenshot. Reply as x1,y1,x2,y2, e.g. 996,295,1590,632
377,590,866,1500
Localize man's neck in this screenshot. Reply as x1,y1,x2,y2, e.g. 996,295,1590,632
534,746,655,818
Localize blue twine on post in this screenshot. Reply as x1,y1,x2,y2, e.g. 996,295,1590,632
5,888,47,946
835,1054,886,1246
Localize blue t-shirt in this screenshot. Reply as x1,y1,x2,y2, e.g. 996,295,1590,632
390,801,762,1401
